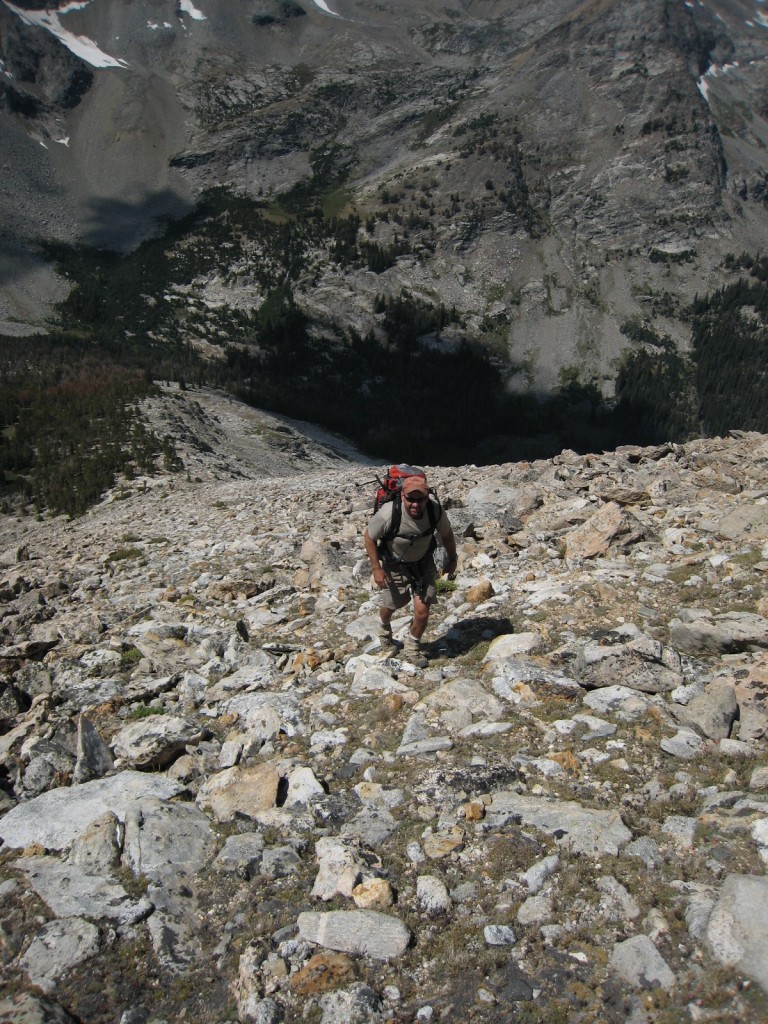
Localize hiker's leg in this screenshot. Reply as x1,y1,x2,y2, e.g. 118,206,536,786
376,570,409,652
409,593,430,639
409,560,437,639
404,596,430,668
379,570,410,617
377,611,401,655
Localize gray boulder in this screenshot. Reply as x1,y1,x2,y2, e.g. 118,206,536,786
573,634,683,694
609,934,675,990
672,680,738,739
73,714,114,783
669,611,768,655
111,714,204,768
19,918,100,994
16,855,153,926
0,992,80,1023
706,874,768,991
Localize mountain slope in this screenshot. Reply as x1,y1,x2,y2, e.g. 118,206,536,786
0,388,767,1022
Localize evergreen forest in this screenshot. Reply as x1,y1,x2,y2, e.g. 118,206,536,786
2,187,767,517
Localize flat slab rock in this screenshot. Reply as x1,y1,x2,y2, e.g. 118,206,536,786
0,771,182,850
485,791,632,856
610,934,675,991
298,909,411,960
15,856,153,926
19,917,100,995
121,797,214,882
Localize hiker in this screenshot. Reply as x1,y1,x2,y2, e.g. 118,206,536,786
364,472,458,667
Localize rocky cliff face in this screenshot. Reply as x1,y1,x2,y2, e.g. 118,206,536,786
0,386,767,1023
2,0,768,396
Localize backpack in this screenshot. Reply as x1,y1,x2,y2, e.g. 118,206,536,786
372,464,442,564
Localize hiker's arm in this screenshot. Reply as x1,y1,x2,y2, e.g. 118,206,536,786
442,527,458,579
364,528,389,588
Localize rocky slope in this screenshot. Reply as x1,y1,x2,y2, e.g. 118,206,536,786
0,387,767,1023
3,0,768,396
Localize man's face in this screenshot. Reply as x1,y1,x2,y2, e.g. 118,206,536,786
403,489,427,518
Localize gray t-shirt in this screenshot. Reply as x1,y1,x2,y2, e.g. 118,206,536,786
367,497,452,564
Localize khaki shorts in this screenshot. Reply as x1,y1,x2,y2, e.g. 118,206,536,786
379,557,438,611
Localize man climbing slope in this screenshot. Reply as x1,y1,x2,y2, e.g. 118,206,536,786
364,471,458,668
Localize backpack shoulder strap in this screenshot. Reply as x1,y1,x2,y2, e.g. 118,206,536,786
377,495,402,553
382,494,439,547
427,494,441,531
385,494,402,541
424,495,441,555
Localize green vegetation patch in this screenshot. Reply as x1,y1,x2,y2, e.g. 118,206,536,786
0,339,183,517
689,262,768,436
120,647,144,671
107,546,143,562
126,705,166,721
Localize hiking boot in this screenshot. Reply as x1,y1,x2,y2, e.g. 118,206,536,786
403,635,428,669
377,628,401,657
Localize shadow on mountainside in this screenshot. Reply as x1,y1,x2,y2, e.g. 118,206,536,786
428,614,515,659
81,188,193,252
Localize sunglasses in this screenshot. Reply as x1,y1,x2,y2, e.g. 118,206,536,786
404,492,427,503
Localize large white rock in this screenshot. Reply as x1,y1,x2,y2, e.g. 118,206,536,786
111,714,204,768
283,765,325,807
482,632,543,662
417,677,504,719
311,836,366,900
416,874,451,913
0,771,181,851
218,692,301,742
16,856,153,926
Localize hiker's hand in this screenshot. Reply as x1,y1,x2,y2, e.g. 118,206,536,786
372,566,389,588
444,556,458,580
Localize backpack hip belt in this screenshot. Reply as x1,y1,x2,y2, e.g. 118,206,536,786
381,549,433,580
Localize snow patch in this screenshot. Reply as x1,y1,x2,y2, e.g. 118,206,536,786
696,61,740,104
178,0,207,20
311,0,341,16
2,0,129,70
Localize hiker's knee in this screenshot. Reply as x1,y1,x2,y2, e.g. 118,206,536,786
412,598,430,629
